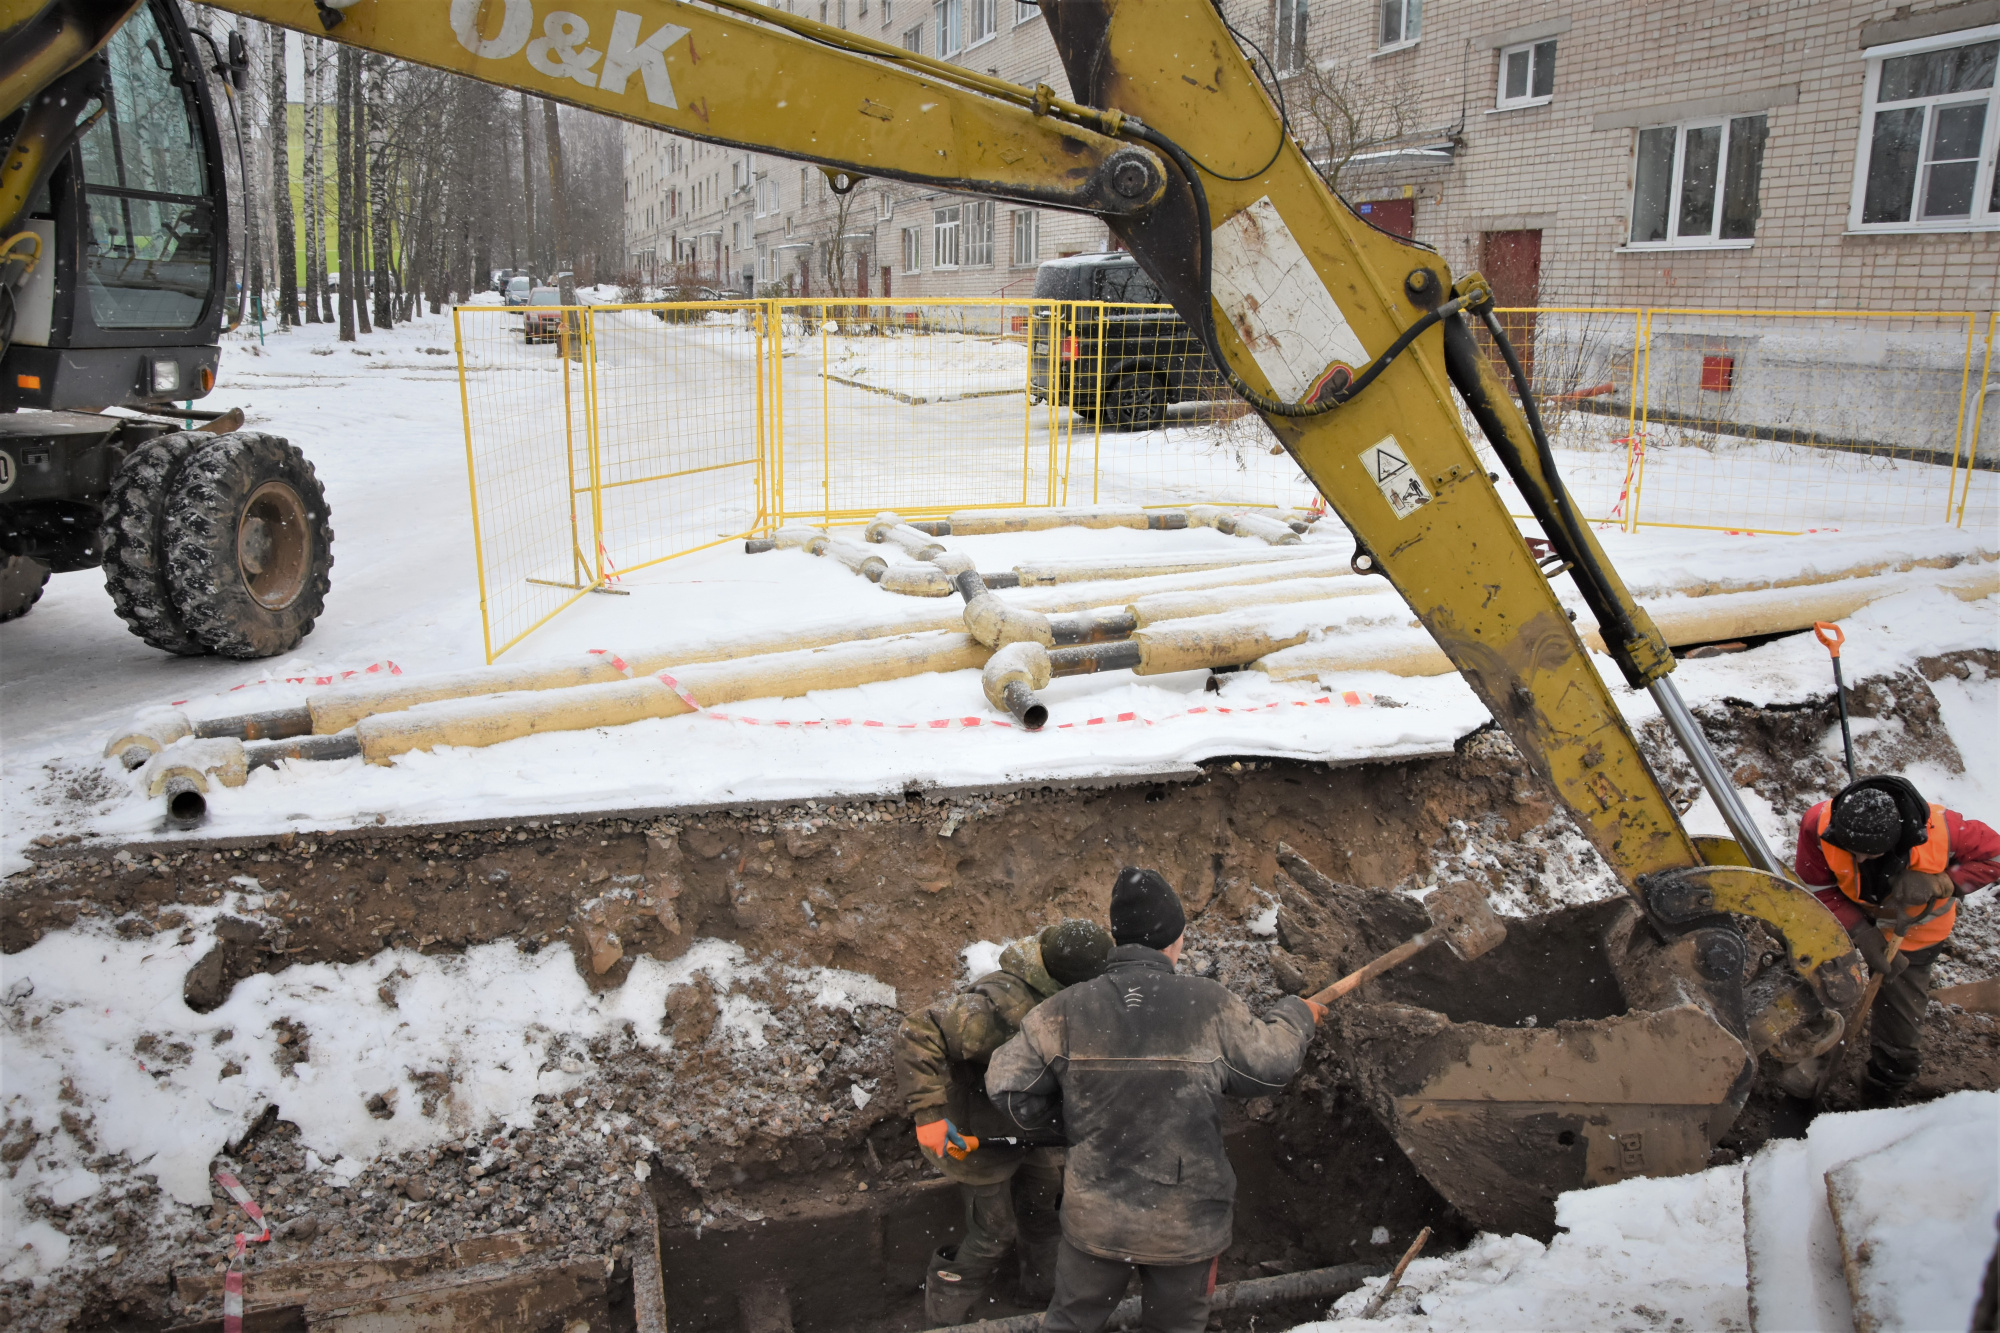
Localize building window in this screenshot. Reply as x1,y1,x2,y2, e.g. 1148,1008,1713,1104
933,205,962,267
1496,38,1555,109
963,200,994,264
878,190,894,220
934,0,960,56
1010,209,1038,266
902,226,922,273
883,0,892,27
902,22,922,50
1378,0,1419,49
1015,0,1038,25
967,0,995,46
1275,0,1309,74
1851,32,1998,230
1628,115,1767,247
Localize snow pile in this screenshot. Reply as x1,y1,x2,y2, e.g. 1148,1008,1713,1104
1745,1089,1998,1333
1293,1091,1999,1333
0,894,892,1283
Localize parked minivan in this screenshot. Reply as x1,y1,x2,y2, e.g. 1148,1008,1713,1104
1029,254,1220,430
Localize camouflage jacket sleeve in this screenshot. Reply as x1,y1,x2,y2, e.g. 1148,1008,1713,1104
893,975,1038,1123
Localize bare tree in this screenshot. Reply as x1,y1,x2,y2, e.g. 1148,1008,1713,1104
335,45,356,340
302,39,328,323
1285,60,1428,198
268,28,295,327
817,184,861,298
365,54,392,329
518,93,538,275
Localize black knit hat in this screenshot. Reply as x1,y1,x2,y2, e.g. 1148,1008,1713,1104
1826,786,1902,856
1039,919,1114,986
1109,867,1185,950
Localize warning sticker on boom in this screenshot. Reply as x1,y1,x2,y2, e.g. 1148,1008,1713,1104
1358,436,1431,518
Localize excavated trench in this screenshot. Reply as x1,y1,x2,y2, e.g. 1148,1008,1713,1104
4,650,1997,1332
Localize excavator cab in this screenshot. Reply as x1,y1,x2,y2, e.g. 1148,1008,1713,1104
0,0,330,655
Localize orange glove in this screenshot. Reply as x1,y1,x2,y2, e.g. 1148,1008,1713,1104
1305,998,1328,1025
916,1119,977,1158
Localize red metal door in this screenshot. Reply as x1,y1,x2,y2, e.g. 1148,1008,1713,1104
1479,230,1542,387
1356,197,1415,238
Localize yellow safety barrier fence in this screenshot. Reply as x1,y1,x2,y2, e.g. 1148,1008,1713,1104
457,299,1997,660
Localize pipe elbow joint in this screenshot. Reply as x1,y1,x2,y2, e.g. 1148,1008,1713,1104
983,641,1052,731
965,593,1054,649
106,711,192,769
864,512,903,544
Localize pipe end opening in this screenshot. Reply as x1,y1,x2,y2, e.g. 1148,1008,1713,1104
1021,703,1048,732
167,788,208,826
119,745,152,770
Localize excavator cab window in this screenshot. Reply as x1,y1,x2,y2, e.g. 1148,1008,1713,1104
76,2,213,330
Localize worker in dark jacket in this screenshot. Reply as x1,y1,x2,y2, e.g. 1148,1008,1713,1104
894,919,1115,1324
986,868,1321,1333
1793,776,2000,1101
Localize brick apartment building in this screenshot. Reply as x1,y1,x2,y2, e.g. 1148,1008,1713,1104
625,0,1996,312
622,2,1118,298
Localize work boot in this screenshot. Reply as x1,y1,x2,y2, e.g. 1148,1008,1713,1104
926,1246,987,1325
1018,1233,1060,1302
1860,1074,1907,1109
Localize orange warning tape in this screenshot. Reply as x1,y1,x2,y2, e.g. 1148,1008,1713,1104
171,661,402,708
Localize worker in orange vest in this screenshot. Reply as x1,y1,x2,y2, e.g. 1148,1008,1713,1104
1795,777,2000,1102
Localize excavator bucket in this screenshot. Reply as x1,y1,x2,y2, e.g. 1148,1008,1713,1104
1273,845,1765,1236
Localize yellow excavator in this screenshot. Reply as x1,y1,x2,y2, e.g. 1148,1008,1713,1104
0,0,1864,1231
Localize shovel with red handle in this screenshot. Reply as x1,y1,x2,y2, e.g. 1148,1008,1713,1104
1305,881,1509,1008
1815,622,1857,784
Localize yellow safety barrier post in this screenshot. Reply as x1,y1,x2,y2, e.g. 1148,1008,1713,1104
456,298,1994,659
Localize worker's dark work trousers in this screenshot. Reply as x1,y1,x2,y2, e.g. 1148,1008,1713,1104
1866,941,1940,1091
953,1148,1064,1284
1041,1238,1217,1333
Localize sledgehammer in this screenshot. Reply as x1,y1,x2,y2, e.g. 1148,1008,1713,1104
1305,881,1508,1006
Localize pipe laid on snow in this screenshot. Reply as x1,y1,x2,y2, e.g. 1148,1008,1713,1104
354,631,991,763
817,535,888,582
982,641,1053,730
1188,504,1302,546
1011,547,1332,585
923,505,1188,535
864,512,947,561
1129,575,1378,627
1255,561,2000,683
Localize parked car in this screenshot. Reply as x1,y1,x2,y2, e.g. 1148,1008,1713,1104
503,275,532,307
523,286,563,343
492,267,530,294
1029,254,1221,430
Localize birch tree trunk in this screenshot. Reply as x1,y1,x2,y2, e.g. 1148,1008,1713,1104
368,54,394,330
302,40,325,323
518,92,537,275
348,50,371,334
268,26,296,327
335,46,356,341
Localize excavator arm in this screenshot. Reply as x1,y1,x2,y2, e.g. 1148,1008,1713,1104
3,0,1862,1219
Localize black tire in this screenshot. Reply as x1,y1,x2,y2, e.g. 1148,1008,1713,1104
101,430,216,655
0,554,49,622
162,431,334,659
1099,369,1168,431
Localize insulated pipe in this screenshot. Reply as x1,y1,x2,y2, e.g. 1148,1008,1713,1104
1649,675,1789,878
817,535,888,581
245,734,364,769
1188,504,1302,545
354,632,991,763
105,712,193,768
865,513,947,561
743,525,828,554
918,505,1187,535
981,641,1053,729
877,564,957,596
964,593,1054,648
937,1262,1385,1333
1129,576,1380,627
1011,548,1333,585
162,777,207,829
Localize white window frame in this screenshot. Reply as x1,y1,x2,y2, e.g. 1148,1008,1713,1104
1014,0,1039,26
1376,0,1420,54
1494,38,1555,111
878,190,894,220
932,204,962,268
966,0,996,48
1010,209,1038,266
962,200,994,264
1846,25,2000,234
901,225,922,273
934,0,961,56
1621,115,1767,252
902,22,922,51
1274,0,1309,75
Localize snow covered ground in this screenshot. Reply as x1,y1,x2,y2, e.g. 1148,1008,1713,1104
1,294,1996,870
1290,1091,1998,1333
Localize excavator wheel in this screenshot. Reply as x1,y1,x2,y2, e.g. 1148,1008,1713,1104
162,431,334,660
0,554,50,622
100,430,216,656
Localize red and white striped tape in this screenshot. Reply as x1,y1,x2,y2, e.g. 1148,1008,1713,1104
213,1169,272,1333
589,648,633,676
658,671,704,711
171,661,402,707
700,690,1373,732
